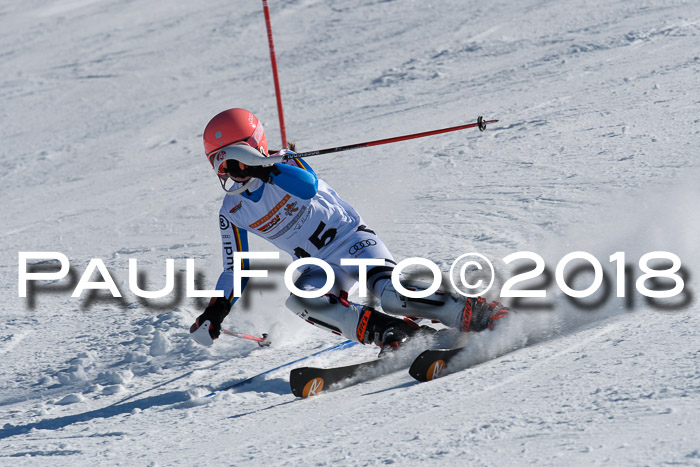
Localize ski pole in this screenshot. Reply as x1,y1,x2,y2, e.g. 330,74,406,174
191,319,270,347
262,0,287,148
273,116,497,161
221,328,271,346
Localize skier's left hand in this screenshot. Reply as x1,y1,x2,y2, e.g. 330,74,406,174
190,297,231,339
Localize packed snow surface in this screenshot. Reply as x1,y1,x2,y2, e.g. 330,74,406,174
1,0,699,465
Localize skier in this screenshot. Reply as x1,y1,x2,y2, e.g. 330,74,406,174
190,108,510,350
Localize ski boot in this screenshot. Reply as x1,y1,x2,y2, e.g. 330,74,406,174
285,292,437,351
460,296,510,332
355,307,434,352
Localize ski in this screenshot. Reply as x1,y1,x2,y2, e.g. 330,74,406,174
290,329,461,397
409,336,528,382
289,346,425,398
408,347,466,382
290,358,385,398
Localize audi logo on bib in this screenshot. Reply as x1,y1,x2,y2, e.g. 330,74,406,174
348,239,377,255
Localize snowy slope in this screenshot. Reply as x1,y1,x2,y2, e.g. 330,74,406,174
1,0,699,465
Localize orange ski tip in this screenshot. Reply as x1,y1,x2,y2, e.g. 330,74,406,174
302,377,325,398
426,360,447,381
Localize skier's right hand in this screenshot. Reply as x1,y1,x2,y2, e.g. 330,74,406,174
239,164,279,183
190,297,231,339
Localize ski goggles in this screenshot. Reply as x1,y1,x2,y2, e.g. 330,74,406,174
211,153,257,195
208,142,272,195
219,159,249,179
207,136,266,171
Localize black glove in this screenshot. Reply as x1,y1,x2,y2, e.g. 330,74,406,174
243,164,281,183
226,162,281,183
191,297,231,339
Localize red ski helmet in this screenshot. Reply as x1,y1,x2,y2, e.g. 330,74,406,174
203,108,269,164
203,108,269,195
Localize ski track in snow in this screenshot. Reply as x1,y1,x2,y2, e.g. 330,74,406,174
0,330,32,356
1,0,699,464
476,323,619,394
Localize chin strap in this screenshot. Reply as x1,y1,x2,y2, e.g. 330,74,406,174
220,176,257,196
